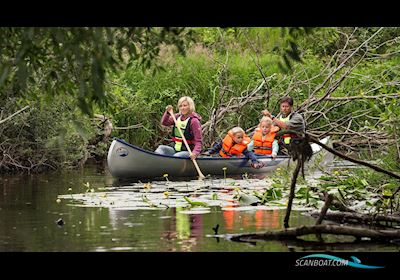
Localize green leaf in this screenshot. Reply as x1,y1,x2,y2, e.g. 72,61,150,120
360,179,369,187
381,183,398,190
183,196,208,207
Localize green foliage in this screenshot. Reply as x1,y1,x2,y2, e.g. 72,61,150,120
295,185,320,207
318,167,399,214
253,187,283,204
0,95,97,172
0,27,191,116
183,196,208,207
318,171,370,201
106,46,283,147
2,27,400,175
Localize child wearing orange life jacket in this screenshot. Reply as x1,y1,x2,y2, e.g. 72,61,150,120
204,127,264,169
248,117,280,159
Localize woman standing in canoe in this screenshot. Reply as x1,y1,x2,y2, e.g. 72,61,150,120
155,96,203,160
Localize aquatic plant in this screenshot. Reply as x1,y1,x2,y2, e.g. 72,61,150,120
163,173,170,183
183,196,208,208
222,167,227,184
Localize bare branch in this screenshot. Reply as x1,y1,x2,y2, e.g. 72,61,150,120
0,106,30,125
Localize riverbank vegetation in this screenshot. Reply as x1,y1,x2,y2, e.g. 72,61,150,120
2,28,400,235
1,27,399,174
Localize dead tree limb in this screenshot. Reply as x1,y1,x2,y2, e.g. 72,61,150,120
324,93,400,101
318,193,356,213
310,210,400,225
244,31,273,108
284,160,302,229
316,193,334,225
307,133,400,198
217,224,400,243
297,27,384,113
0,106,30,125
201,80,266,143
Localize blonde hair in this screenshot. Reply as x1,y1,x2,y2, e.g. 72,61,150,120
259,116,272,126
230,126,245,136
177,96,195,114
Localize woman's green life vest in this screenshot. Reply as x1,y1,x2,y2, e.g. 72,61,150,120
173,116,191,151
278,115,291,144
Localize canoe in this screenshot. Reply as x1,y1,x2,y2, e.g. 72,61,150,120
107,137,329,180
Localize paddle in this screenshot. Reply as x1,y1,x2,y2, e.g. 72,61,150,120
169,111,206,180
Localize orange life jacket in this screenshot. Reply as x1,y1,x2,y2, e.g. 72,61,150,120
252,127,278,155
219,130,251,158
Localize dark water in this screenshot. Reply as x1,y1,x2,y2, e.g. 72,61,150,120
0,164,398,252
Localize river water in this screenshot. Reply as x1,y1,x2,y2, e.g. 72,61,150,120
0,163,398,252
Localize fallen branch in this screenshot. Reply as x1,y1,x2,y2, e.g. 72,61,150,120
298,28,384,112
284,159,301,228
214,224,400,243
324,93,400,101
318,193,356,213
309,210,400,225
316,193,334,225
113,124,143,130
0,106,30,125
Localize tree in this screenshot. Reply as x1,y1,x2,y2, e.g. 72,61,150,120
0,27,192,115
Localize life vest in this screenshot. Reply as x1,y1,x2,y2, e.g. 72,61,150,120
252,127,278,155
219,130,251,158
172,115,194,151
278,114,297,144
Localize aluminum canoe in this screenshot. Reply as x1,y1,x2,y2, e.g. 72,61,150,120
107,137,329,180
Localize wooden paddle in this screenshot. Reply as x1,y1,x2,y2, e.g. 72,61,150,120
169,112,205,180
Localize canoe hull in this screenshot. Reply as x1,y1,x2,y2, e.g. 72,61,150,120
107,139,289,179
107,137,329,180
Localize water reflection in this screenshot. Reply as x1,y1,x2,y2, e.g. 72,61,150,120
159,208,204,252
1,164,399,252
223,209,281,231
175,209,203,251
107,207,203,252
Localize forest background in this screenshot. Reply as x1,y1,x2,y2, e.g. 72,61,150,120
1,27,399,178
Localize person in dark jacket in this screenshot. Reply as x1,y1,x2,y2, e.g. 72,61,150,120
262,96,305,154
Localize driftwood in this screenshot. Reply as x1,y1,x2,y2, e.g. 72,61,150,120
213,224,400,243
310,210,400,225
283,160,301,229
316,193,334,225
201,80,267,146
318,193,356,213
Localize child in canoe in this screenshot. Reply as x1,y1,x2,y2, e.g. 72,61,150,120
248,117,280,159
203,126,264,169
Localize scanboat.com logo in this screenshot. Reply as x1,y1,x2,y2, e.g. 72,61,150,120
295,254,384,269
